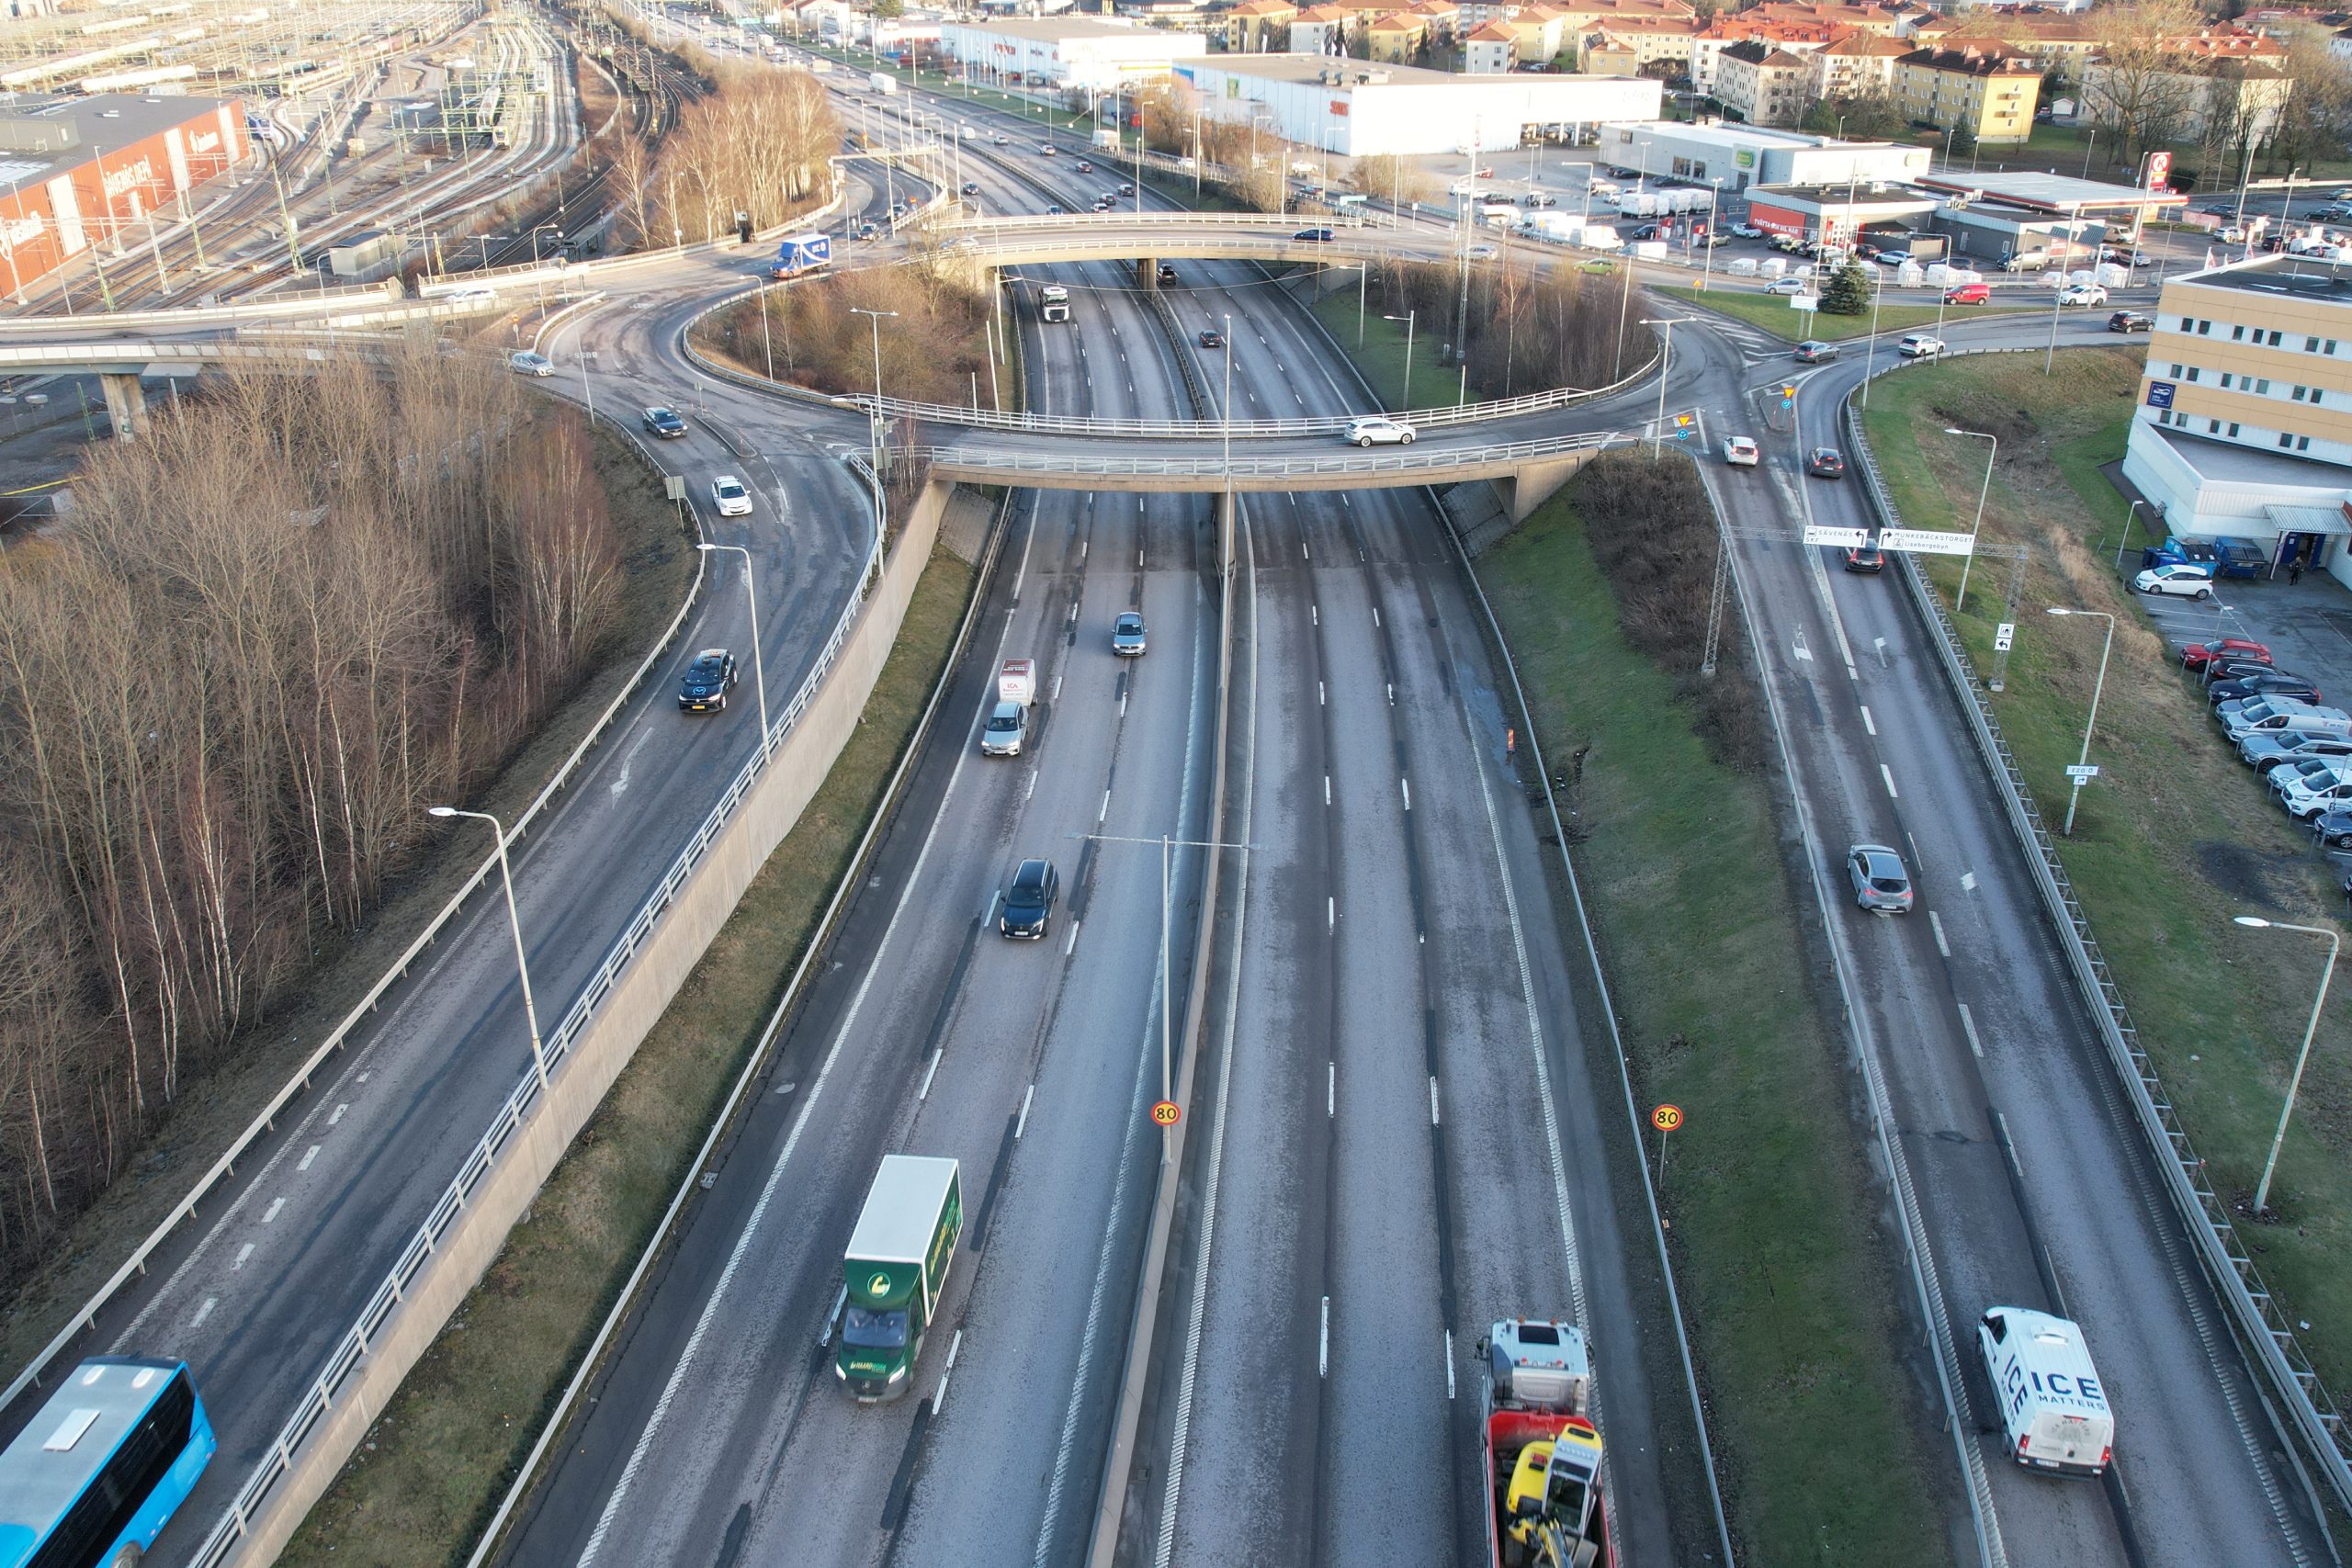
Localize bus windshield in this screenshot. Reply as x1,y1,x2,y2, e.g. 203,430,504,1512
0,1356,218,1568
842,1307,910,1349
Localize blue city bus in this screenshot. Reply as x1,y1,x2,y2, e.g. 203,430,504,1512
0,1357,216,1568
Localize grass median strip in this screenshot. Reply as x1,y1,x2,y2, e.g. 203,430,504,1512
1478,455,1944,1565
1657,283,2041,343
1859,349,2352,1398
277,542,978,1568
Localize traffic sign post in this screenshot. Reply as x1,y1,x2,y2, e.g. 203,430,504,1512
1651,1103,1683,1191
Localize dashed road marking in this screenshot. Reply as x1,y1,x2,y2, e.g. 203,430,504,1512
918,1048,944,1101
1860,705,1876,736
328,1104,349,1126
1016,1082,1036,1139
1881,763,1898,799
232,1244,254,1271
1957,1002,1985,1059
262,1198,284,1224
1930,910,1951,958
190,1296,216,1329
298,1145,321,1171
1319,1296,1330,1378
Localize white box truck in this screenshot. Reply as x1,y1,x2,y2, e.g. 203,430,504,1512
1978,1307,2113,1476
836,1156,962,1401
1036,285,1069,324
869,71,897,96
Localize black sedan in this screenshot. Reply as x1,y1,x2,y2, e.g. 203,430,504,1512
1806,447,1847,479
2211,671,2322,706
677,648,739,713
1198,327,1225,348
641,406,687,439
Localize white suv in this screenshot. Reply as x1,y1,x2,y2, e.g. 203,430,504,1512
1722,435,1759,467
1342,415,1417,447
1897,333,1945,358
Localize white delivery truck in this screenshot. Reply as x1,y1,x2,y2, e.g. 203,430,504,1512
1480,202,1521,229
998,658,1036,707
1977,1307,2114,1476
982,660,1034,757
869,71,898,96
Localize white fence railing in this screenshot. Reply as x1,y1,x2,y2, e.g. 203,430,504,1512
853,350,1657,439
922,428,1618,481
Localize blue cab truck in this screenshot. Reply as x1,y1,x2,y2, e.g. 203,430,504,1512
770,231,831,281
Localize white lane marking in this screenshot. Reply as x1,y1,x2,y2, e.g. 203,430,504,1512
1400,777,1411,812
1100,787,1112,822
1319,681,1325,705
1052,675,1063,701
190,1297,216,1330
1328,896,1335,932
1929,910,1951,958
1328,1062,1336,1117
298,1145,321,1172
1445,1329,1456,1400
1961,871,1978,893
1016,1082,1037,1140
1957,1002,1985,1059
232,1244,254,1270
329,1103,349,1125
1319,1296,1330,1378
607,725,657,797
1881,763,1898,799
1386,683,1394,706
1065,919,1081,956
1026,771,1038,800
933,1328,964,1414
1324,775,1331,806
1860,705,1876,736
1371,606,1380,627
1794,628,1815,662
918,1048,944,1101
356,1072,368,1083
1429,1076,1441,1125
1311,604,1317,626
263,1199,285,1224
1121,690,1129,717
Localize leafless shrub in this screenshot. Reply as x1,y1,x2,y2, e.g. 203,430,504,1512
0,346,626,1281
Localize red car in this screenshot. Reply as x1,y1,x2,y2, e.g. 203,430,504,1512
1943,282,1992,304
2182,636,2272,671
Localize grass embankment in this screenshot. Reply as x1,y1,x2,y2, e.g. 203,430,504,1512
1479,455,1944,1565
0,425,692,1384
1657,283,2042,343
1859,349,2352,1395
277,545,980,1568
1308,289,1464,412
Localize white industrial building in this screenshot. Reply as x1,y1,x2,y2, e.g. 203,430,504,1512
1595,121,1928,191
937,17,1205,91
1170,55,1661,158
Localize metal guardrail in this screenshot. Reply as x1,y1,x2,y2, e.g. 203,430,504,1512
1842,391,2352,1512
920,429,1611,480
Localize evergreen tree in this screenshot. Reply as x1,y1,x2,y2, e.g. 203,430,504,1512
1821,261,1872,315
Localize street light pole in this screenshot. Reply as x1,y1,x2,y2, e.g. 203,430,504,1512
1639,316,1695,457
2231,916,2340,1216
1947,426,1997,612
1382,310,1416,412
698,543,770,750
2045,606,2114,836
2113,498,2147,570
425,806,548,1090
1699,177,1722,292
850,305,899,488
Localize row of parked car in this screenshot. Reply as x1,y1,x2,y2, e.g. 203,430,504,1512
2181,625,2352,840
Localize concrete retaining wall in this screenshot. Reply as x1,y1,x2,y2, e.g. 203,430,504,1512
236,481,956,1562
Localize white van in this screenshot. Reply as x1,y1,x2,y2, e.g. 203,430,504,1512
1481,203,1521,228
1978,1308,2113,1476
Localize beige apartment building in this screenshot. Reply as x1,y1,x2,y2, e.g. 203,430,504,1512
2126,256,2352,585
1893,40,2041,143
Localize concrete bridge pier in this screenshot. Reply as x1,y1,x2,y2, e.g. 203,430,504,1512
1136,257,1159,291
97,372,147,441
1500,449,1597,524
1215,488,1236,578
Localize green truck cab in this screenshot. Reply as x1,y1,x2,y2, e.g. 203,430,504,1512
837,1155,963,1402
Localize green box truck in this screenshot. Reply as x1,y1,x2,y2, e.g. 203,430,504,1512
836,1155,963,1402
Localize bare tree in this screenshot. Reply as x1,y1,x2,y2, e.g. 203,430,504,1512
2081,0,2209,164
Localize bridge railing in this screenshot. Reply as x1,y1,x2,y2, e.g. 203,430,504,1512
852,351,1658,438
920,426,1620,479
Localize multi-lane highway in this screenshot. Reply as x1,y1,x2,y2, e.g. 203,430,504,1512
5,23,2343,1567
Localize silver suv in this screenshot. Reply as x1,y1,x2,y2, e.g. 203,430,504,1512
980,701,1026,757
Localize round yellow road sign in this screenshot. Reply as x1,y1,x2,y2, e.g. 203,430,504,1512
1152,1100,1182,1127
1652,1103,1684,1134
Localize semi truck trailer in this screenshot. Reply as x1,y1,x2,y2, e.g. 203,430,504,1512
1479,1318,1609,1568
837,1156,962,1402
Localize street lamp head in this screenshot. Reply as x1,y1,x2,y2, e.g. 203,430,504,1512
2046,606,2071,616
1944,426,1965,435
427,805,458,818
2235,916,2272,928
